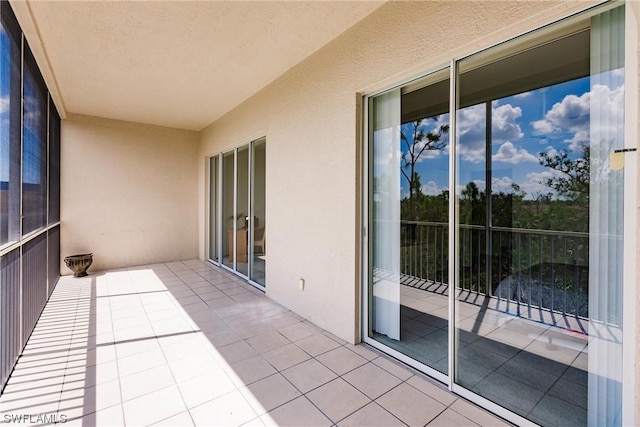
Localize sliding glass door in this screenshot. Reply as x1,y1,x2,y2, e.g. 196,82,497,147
453,8,625,426
209,138,266,289
251,138,266,286
221,151,234,270
208,156,219,264
236,145,250,277
367,68,451,379
365,4,632,426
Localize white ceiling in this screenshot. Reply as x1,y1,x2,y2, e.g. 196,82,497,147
14,1,384,131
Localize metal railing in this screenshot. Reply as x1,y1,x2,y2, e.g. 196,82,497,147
400,220,590,320
0,249,21,390
0,225,60,393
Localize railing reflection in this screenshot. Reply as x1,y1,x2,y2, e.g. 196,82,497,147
400,220,590,323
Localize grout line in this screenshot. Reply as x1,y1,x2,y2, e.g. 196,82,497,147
4,259,501,427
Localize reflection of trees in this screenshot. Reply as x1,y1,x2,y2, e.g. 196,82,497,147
395,108,595,296
538,143,589,203
398,142,592,233
459,181,485,226
400,189,449,222
400,119,448,220
395,142,593,304
534,143,590,233
454,144,592,294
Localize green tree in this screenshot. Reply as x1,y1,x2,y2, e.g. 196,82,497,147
400,120,449,219
459,181,486,225
538,145,589,202
536,144,590,232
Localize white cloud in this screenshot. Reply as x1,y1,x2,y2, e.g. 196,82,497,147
418,149,443,161
492,176,515,194
545,93,590,131
514,91,532,99
492,141,537,164
531,91,590,152
532,119,553,134
520,169,565,199
457,104,486,164
421,180,447,196
458,103,524,164
526,169,564,182
492,104,524,142
0,96,9,115
530,83,624,152
470,179,486,193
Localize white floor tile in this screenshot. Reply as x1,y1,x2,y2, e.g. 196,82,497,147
119,364,176,402
122,385,187,426
189,390,258,427
177,369,237,409
0,260,488,427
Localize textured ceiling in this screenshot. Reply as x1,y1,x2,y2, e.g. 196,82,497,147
15,1,383,131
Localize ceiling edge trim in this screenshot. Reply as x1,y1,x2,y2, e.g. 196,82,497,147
9,0,67,119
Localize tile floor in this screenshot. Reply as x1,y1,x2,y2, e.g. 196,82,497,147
383,277,588,427
0,260,510,426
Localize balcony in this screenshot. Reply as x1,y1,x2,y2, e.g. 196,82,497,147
370,221,592,426
0,260,507,426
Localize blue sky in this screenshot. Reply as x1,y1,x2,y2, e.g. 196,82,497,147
0,25,10,183
1,24,45,185
398,71,624,201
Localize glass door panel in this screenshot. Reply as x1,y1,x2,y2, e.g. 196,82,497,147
222,151,234,269
368,68,451,375
454,8,624,426
209,156,219,263
212,140,267,288
251,138,266,286
364,5,629,425
236,145,249,277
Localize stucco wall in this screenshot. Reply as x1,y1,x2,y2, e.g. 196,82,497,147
61,114,199,273
198,1,600,344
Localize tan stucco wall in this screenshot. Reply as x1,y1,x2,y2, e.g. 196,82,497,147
199,1,599,344
61,115,199,273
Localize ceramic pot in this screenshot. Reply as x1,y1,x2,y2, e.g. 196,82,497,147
64,253,93,277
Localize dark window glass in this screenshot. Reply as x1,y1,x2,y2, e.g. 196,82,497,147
22,43,47,235
48,98,60,224
0,2,22,245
